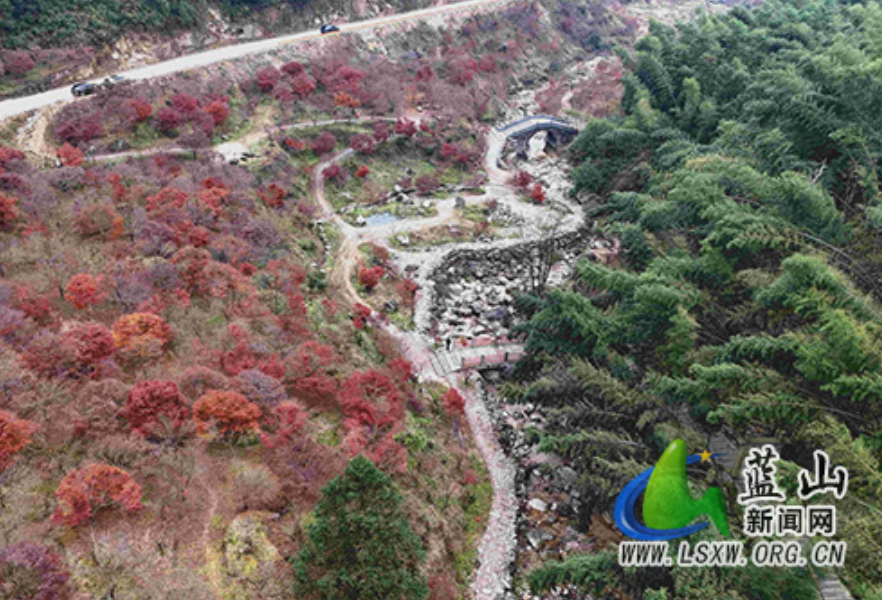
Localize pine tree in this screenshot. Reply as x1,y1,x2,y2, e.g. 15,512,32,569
293,455,429,600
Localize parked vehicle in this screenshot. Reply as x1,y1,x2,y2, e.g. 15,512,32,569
101,74,126,88
320,24,340,34
71,82,98,97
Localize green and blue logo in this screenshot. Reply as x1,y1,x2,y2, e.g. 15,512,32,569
614,439,730,541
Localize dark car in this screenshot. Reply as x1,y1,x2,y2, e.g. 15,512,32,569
320,24,340,34
71,82,98,97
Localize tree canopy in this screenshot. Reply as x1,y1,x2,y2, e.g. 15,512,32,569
293,455,429,600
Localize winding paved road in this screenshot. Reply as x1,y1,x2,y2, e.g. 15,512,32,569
0,0,514,122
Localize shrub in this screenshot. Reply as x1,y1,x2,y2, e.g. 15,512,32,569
397,279,418,308
281,61,305,77
530,184,546,204
178,366,228,400
415,174,440,196
373,122,390,143
3,51,34,75
21,332,80,379
230,460,282,510
288,341,341,377
236,369,287,407
292,73,317,98
76,204,124,240
0,543,71,600
443,389,465,415
205,100,229,126
55,110,104,144
322,164,344,183
52,464,142,527
155,107,182,134
0,193,18,230
513,170,533,189
387,357,413,387
258,183,286,208
123,98,153,124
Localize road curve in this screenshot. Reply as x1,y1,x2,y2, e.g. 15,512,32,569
0,0,514,122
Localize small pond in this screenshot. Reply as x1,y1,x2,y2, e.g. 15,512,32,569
364,212,399,226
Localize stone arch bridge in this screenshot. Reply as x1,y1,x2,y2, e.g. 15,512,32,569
497,114,581,159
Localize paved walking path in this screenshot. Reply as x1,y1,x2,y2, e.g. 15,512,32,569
317,115,581,598
820,577,853,600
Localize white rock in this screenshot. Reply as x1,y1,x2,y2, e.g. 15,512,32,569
528,498,549,512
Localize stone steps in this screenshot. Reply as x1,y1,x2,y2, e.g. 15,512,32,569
820,577,852,600
427,353,446,377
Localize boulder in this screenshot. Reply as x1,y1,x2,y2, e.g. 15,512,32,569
528,498,549,512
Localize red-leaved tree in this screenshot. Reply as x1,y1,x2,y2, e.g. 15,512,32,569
373,121,390,143
358,265,384,290
52,464,142,527
193,390,261,438
350,134,375,155
340,370,403,433
124,98,153,124
112,313,172,350
120,380,191,439
256,67,281,92
261,400,307,448
56,143,84,167
0,193,18,230
65,322,116,369
205,100,230,126
64,274,107,311
394,118,417,138
416,173,440,196
0,410,36,471
312,131,336,155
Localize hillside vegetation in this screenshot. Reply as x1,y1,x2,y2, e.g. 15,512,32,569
0,1,640,598
515,0,882,598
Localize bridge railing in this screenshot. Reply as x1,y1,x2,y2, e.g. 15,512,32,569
453,334,524,349
446,335,526,371
496,114,578,133
461,349,526,370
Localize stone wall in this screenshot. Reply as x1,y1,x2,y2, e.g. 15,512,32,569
429,228,594,344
